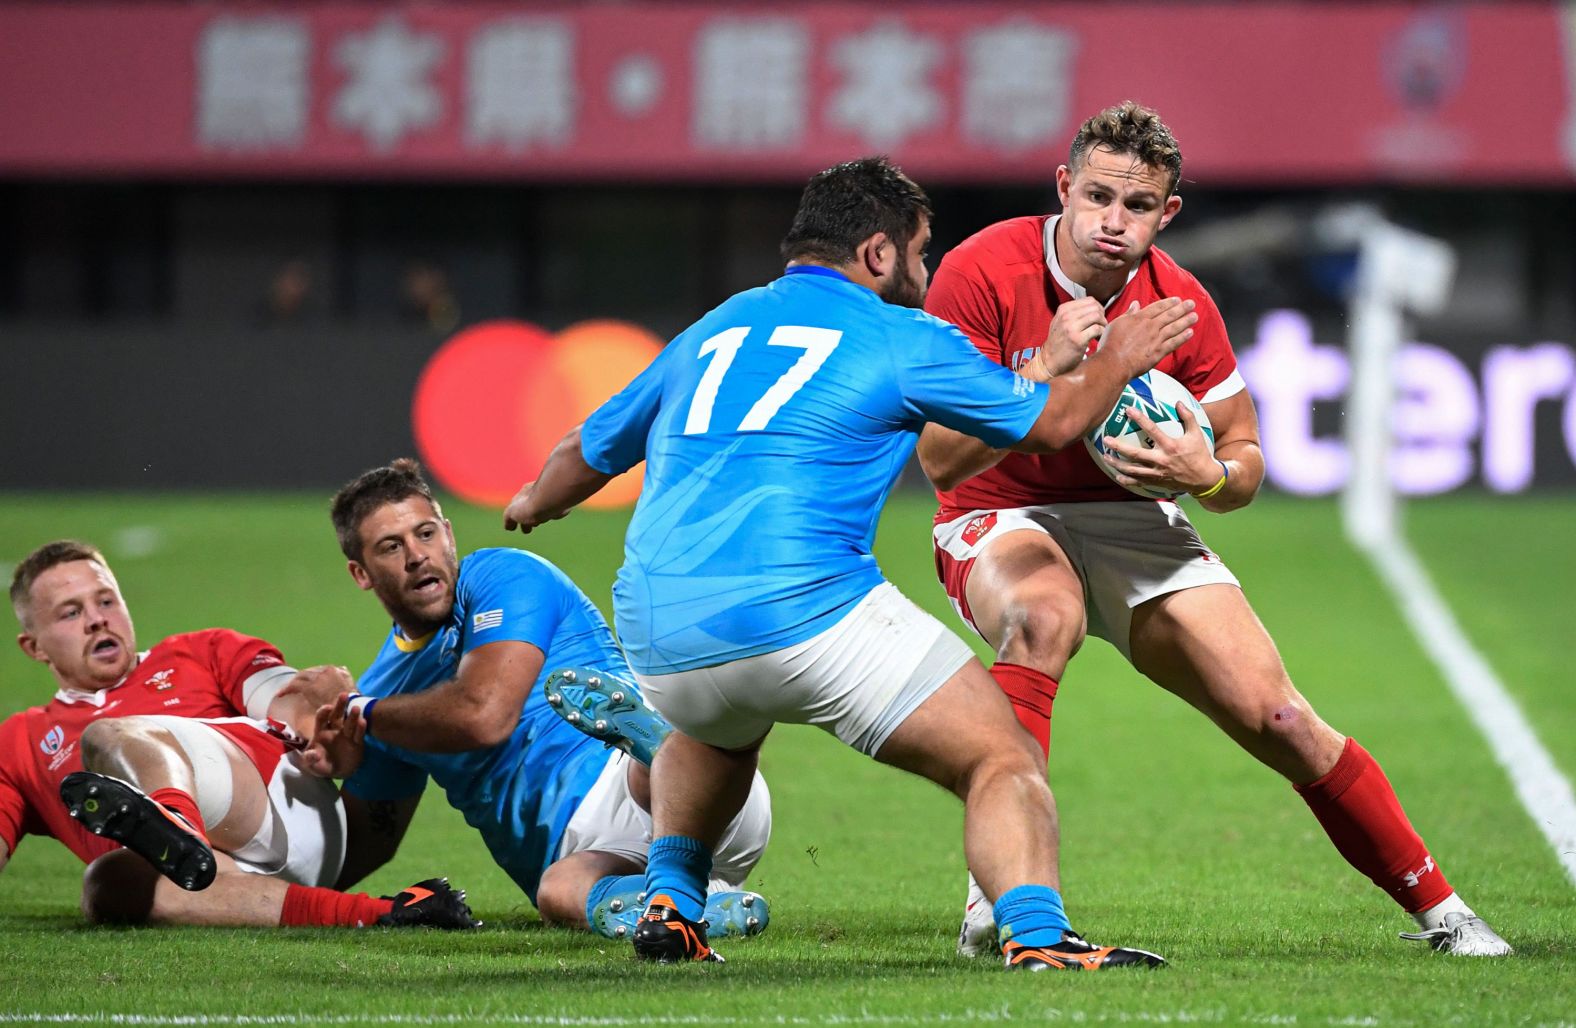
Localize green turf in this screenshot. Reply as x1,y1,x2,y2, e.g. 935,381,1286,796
0,492,1571,1024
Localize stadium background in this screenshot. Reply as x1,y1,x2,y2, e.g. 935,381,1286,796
0,2,1572,1023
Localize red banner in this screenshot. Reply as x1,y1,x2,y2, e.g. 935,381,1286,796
2,2,1572,183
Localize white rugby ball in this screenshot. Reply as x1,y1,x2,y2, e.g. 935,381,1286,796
1083,369,1214,500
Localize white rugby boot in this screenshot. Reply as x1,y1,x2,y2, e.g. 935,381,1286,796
1399,911,1513,956
957,875,997,957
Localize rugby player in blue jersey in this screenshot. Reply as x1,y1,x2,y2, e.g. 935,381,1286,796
288,459,771,939
503,157,1196,968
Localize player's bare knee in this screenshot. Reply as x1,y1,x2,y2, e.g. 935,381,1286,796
533,872,586,929
1248,695,1342,776
80,849,158,925
960,739,1044,800
79,717,169,771
996,589,1084,669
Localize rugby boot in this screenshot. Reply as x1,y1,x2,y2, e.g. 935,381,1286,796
376,878,482,930
593,886,766,941
631,894,724,963
544,667,670,766
590,883,647,940
1399,913,1512,956
703,890,769,939
60,771,216,891
956,876,996,957
1003,930,1167,970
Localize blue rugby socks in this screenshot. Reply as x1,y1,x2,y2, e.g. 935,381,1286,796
993,884,1071,949
643,834,712,923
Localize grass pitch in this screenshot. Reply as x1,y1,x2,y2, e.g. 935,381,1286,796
0,491,1571,1025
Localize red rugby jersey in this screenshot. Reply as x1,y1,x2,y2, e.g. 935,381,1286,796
926,215,1243,518
0,629,287,862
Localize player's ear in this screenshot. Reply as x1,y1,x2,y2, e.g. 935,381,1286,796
1159,193,1182,231
347,561,374,592
1055,165,1073,207
862,232,895,278
17,631,45,663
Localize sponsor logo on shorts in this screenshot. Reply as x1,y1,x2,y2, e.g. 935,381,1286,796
473,609,504,632
961,512,998,548
39,725,65,755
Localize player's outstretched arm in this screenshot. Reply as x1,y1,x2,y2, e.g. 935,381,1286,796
1013,298,1196,454
916,297,1115,490
335,794,421,890
343,640,544,754
916,425,1010,492
504,427,614,534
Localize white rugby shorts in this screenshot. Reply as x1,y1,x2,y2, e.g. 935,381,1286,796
635,581,976,757
141,715,347,888
556,751,771,891
933,499,1240,659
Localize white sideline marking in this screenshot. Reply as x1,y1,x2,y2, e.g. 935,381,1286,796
0,1014,1496,1027
1355,535,1576,888
1340,221,1576,890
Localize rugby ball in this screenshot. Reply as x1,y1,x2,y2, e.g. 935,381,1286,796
1084,369,1214,500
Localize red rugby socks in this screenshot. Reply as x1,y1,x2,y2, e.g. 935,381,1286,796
1294,737,1453,913
280,884,395,927
148,787,207,839
989,662,1058,759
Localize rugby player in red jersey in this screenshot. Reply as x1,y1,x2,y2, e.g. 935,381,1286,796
919,102,1508,958
2,540,476,929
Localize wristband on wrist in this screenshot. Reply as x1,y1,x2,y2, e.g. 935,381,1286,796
345,693,378,730
1192,460,1229,500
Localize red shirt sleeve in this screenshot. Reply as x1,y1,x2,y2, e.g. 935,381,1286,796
1169,282,1237,398
0,716,41,855
925,254,1006,365
197,629,287,712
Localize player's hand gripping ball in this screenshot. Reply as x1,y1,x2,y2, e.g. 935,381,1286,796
1084,369,1214,499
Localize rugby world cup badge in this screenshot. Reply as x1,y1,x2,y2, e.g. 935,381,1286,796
39,725,65,755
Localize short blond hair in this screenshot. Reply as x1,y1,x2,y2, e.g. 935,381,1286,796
10,540,108,628
1070,101,1182,194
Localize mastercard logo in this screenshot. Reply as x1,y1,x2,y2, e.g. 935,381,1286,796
412,319,664,509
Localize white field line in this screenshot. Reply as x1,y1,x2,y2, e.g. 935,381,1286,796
1354,533,1576,888
0,1014,1547,1027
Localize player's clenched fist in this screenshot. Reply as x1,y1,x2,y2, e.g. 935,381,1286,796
1101,298,1197,379
1039,296,1107,378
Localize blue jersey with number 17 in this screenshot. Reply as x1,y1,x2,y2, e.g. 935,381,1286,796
579,266,1049,675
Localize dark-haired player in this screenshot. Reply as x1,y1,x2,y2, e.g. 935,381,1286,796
919,101,1508,957
505,156,1197,968
287,459,772,942
2,540,475,929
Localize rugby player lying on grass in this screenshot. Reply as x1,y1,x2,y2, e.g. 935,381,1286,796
3,540,476,929
280,459,771,941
